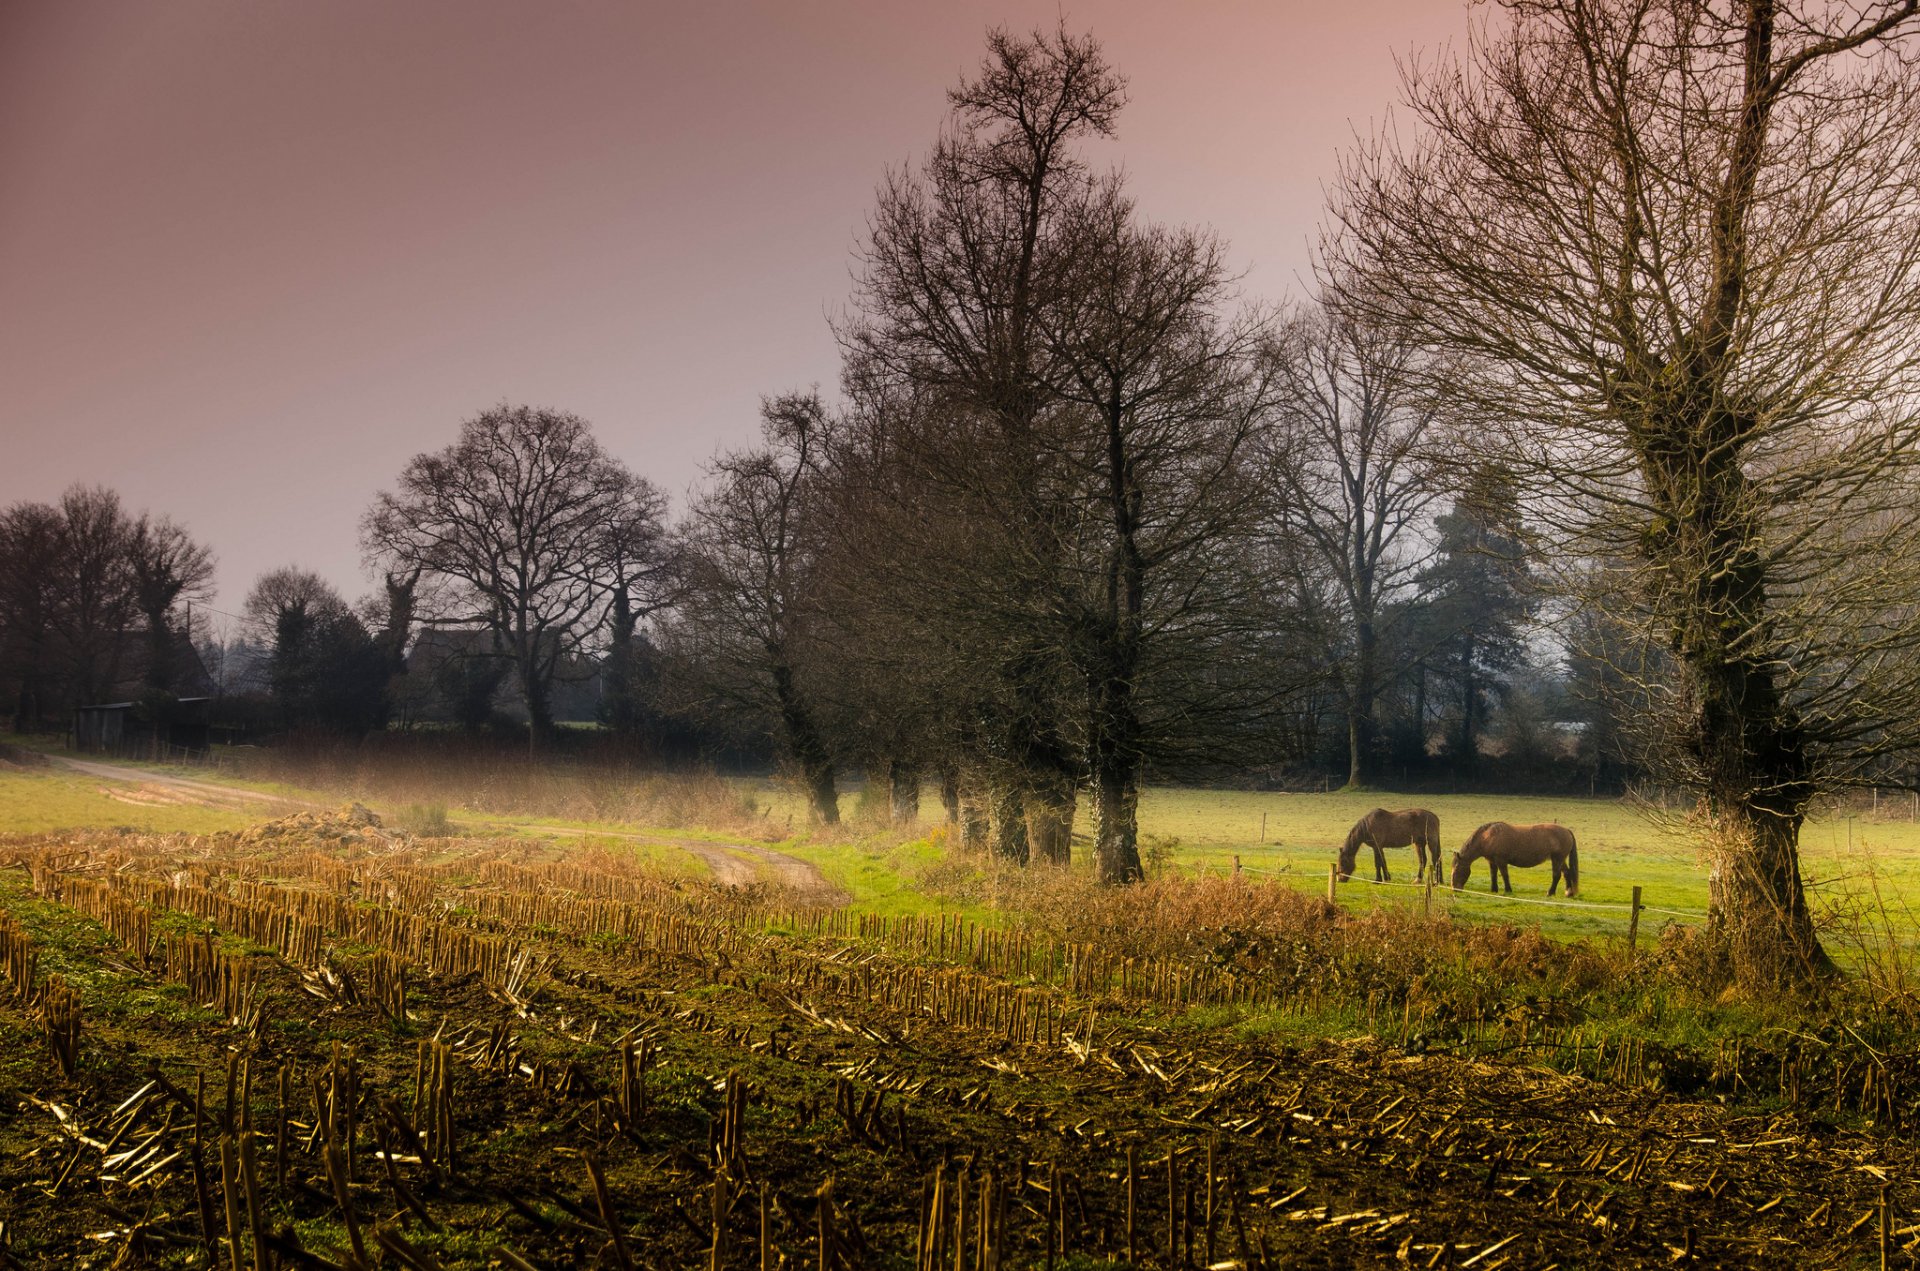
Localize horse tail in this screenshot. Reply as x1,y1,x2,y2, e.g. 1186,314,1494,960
1565,831,1579,896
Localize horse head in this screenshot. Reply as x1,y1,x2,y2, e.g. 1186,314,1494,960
1451,823,1493,891
1336,822,1364,881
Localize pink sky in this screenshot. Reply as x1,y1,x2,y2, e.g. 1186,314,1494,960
0,1,1472,628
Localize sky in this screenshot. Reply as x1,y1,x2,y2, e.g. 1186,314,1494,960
0,0,1475,629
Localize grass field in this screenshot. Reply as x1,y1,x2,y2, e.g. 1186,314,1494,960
8,750,1920,1266
752,781,1920,950
14,756,1920,947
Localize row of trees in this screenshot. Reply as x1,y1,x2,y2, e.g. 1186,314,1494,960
12,6,1917,979
656,29,1549,882
0,487,214,729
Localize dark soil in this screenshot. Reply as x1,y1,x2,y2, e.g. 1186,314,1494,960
0,819,1912,1269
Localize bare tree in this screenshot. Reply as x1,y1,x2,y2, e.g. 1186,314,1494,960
600,473,676,741
1331,0,1920,977
0,501,63,730
1260,301,1443,789
46,487,143,707
843,24,1127,864
1034,184,1278,881
674,392,843,823
363,405,632,754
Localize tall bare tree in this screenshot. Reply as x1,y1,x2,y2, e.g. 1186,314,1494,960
844,23,1126,864
1260,301,1443,789
1035,184,1278,881
1331,0,1920,977
363,405,633,754
674,392,843,823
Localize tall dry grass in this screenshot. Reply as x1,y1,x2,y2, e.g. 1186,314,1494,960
216,735,767,834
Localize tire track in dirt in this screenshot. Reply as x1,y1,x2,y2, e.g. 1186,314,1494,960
46,754,311,808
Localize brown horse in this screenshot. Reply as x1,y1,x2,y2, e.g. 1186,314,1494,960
1337,807,1443,883
1451,822,1579,897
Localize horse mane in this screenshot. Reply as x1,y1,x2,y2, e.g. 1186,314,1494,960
1340,819,1366,860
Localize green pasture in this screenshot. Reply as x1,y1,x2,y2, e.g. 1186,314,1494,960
0,766,259,837
758,778,1920,945
1120,787,1920,945
12,753,1920,952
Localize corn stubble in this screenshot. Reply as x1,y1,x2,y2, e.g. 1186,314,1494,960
0,805,1916,1268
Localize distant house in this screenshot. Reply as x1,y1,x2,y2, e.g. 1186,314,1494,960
70,627,218,756
73,696,212,756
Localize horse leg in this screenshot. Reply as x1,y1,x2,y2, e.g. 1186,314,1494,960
1502,862,1514,894
1549,857,1562,896
1376,843,1390,883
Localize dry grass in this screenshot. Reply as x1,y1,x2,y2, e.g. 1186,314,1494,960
215,736,764,832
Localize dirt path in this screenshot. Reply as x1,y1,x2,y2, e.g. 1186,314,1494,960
46,754,309,808
44,754,844,903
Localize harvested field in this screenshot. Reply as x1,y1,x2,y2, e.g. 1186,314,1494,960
0,807,1914,1269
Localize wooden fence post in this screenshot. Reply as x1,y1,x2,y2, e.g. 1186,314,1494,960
1327,864,1339,904
1259,813,1266,843
1627,885,1643,957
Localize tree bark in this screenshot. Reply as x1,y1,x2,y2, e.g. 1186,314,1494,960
1655,423,1828,977
516,639,554,758
770,659,838,824
887,760,921,825
1093,763,1143,884
957,774,990,852
939,766,961,826
1342,613,1380,788
1025,773,1075,866
988,778,1030,864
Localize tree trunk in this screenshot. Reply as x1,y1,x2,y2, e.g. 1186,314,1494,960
770,659,838,824
988,778,1029,864
958,774,989,852
144,610,173,694
1025,773,1075,866
939,766,961,825
1680,554,1828,978
604,589,637,737
1642,386,1829,977
1090,663,1146,883
1094,764,1143,884
519,649,553,758
888,761,921,825
1344,620,1378,788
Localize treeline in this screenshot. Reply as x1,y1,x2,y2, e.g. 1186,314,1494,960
0,487,215,730
1,28,1626,877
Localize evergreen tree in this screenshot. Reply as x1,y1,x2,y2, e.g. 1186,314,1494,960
1415,469,1533,770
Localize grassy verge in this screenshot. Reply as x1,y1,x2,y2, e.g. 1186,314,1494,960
0,766,260,836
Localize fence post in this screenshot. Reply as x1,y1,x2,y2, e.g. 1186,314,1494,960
1627,885,1643,957
1259,813,1266,843
1232,855,1241,878
1423,876,1434,920
1327,863,1339,905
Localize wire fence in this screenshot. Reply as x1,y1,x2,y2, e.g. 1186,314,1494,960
1232,859,1709,926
